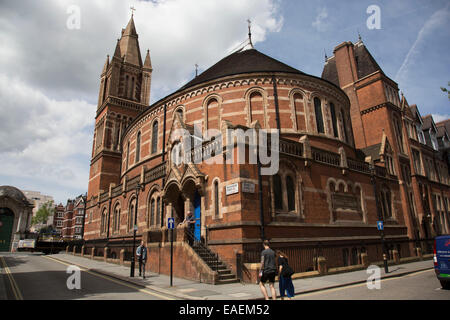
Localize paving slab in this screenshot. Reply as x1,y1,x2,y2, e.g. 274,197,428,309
49,253,434,300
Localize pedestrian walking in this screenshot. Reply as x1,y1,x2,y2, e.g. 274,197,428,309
277,251,295,300
259,240,277,300
136,240,148,279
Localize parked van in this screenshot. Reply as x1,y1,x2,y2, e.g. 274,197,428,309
434,235,450,289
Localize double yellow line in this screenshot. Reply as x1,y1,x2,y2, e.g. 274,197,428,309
43,256,175,300
0,256,23,300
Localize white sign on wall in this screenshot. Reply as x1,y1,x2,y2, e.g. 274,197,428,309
226,183,239,196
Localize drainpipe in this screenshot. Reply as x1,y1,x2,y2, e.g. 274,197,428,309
161,104,167,226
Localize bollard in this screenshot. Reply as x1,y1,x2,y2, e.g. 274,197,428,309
73,245,77,255
415,247,423,260
104,247,109,262
392,250,400,264
120,249,125,265
91,247,95,259
81,245,85,257
361,252,369,268
317,256,327,275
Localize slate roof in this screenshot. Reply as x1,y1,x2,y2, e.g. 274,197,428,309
360,143,382,161
179,48,305,91
321,42,383,86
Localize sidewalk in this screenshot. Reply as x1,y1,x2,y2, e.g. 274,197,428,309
50,253,434,300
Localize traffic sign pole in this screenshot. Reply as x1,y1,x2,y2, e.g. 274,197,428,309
168,217,174,287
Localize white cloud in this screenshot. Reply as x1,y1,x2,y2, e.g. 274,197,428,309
0,0,283,202
312,7,329,32
0,73,95,200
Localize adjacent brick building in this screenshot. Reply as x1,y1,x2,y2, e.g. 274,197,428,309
62,196,85,240
82,17,450,283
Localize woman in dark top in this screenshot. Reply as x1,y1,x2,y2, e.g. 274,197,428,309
277,251,295,300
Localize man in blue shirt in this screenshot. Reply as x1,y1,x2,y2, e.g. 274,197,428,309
136,240,148,279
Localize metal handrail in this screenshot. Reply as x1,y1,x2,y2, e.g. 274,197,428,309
184,228,220,273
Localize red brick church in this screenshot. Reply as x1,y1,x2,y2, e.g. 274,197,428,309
82,16,450,283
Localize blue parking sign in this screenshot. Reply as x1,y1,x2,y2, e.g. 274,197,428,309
168,217,175,229
377,221,384,231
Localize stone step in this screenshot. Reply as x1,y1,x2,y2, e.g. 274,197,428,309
216,278,240,285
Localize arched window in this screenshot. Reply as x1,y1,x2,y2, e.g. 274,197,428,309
150,198,155,227
249,91,265,127
101,209,107,234
394,117,405,153
126,141,130,170
273,174,283,210
214,180,219,218
156,197,161,226
135,131,141,163
314,97,324,134
330,103,338,138
125,75,129,99
103,78,108,103
340,110,349,143
176,108,184,121
286,176,296,212
130,77,135,100
113,204,120,233
128,199,135,232
151,121,158,154
380,187,392,219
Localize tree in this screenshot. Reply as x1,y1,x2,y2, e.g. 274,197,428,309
441,82,450,100
31,200,55,226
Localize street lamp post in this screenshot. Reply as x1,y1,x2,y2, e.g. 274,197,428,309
130,183,143,277
370,165,389,274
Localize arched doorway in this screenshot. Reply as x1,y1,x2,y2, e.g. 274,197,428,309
0,208,14,252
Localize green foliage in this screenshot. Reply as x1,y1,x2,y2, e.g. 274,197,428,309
31,200,55,226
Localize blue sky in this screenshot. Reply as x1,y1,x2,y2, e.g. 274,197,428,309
0,0,448,204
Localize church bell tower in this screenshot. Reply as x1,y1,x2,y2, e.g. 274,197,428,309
87,15,152,201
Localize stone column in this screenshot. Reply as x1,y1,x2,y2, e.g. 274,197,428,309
184,196,194,220
104,247,109,261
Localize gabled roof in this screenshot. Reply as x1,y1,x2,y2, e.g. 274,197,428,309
437,125,449,140
361,143,382,161
422,115,437,133
409,104,423,125
436,119,450,137
179,48,305,91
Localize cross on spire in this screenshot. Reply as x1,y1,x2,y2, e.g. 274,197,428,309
247,19,254,48
195,64,199,77
130,6,136,17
